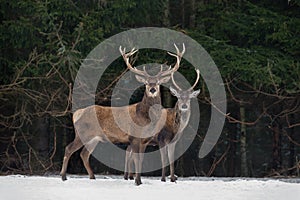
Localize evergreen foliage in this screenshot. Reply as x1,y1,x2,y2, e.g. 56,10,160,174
0,0,299,177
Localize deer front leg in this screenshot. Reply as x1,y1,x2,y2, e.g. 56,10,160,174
167,142,177,182
132,153,141,185
133,143,147,186
124,145,132,180
128,157,134,180
159,143,168,182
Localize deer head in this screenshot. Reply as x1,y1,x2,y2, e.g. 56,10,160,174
119,44,185,98
170,69,201,112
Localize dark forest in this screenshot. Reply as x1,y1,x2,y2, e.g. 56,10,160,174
1,0,300,178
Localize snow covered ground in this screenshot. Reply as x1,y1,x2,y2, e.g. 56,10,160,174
1,175,300,200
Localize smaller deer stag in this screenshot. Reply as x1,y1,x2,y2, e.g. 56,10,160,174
125,68,200,182
60,44,185,185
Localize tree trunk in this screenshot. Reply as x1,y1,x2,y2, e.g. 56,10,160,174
181,0,185,28
272,121,282,171
240,105,248,176
36,116,49,159
163,0,170,27
189,0,196,28
289,114,295,175
227,123,237,176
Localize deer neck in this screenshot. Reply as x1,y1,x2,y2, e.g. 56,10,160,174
174,102,191,134
136,92,161,117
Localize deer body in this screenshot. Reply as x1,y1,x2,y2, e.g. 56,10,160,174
60,90,165,183
125,69,200,182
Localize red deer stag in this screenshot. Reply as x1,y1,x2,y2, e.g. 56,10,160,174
60,44,185,185
125,68,200,182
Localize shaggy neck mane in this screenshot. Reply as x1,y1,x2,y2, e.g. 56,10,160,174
136,91,161,117
174,102,181,126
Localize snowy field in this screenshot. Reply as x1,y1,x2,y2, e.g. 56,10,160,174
1,175,300,200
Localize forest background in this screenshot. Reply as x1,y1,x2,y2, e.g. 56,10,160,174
1,0,300,178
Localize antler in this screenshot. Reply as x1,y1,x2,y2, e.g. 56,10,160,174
119,44,185,77
188,69,200,91
171,72,182,91
157,43,185,77
119,46,149,77
171,68,200,91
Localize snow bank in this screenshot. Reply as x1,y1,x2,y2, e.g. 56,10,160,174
0,175,299,200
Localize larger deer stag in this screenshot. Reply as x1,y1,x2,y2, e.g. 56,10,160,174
60,44,185,185
125,68,200,182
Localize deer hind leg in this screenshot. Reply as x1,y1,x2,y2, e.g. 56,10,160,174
128,146,135,180
124,145,130,180
80,138,99,179
60,135,83,181
167,143,177,182
159,143,168,182
124,145,134,180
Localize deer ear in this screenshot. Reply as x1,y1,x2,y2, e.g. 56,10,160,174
170,86,180,97
135,75,147,84
158,76,171,84
190,89,200,98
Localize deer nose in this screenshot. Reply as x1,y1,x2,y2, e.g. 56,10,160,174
150,88,156,94
181,104,188,109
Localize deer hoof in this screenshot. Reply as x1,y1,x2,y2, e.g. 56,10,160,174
124,172,128,180
129,175,134,180
90,175,96,179
61,175,67,181
161,177,166,182
170,176,177,182
135,178,142,186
